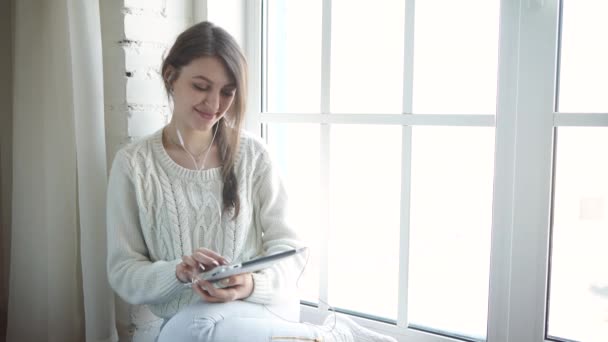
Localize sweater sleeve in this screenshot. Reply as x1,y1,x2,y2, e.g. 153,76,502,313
106,150,184,305
244,149,306,305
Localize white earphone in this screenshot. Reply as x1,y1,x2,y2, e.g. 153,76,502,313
175,124,219,171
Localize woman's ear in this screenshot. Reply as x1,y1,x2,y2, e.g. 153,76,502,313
164,66,178,91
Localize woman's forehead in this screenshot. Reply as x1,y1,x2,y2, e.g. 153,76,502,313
182,56,234,86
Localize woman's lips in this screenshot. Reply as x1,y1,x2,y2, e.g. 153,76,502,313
194,108,214,120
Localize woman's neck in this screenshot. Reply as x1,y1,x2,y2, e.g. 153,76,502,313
166,121,215,157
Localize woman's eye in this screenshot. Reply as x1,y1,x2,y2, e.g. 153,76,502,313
221,90,236,97
193,84,209,91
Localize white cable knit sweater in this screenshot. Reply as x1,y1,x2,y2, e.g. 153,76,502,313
106,128,304,319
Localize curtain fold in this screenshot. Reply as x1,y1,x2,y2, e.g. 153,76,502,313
67,0,117,341
0,0,14,341
7,0,116,341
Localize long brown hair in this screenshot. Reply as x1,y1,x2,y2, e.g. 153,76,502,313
162,21,247,218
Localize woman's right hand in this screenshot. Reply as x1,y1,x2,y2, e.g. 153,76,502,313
175,248,230,283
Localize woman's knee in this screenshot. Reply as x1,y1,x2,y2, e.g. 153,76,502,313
189,315,224,341
158,308,224,342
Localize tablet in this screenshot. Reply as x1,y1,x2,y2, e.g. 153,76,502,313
196,247,307,283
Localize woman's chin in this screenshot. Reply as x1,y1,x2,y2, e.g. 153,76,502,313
189,119,216,132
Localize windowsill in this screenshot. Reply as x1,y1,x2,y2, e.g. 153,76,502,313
299,304,409,341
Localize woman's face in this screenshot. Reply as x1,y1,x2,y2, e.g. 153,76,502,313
170,56,237,132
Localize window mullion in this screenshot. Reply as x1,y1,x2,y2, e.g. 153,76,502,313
487,0,523,339
396,0,416,329
492,0,561,341
244,0,263,134
318,0,332,313
553,113,608,126
260,113,495,126
192,0,208,22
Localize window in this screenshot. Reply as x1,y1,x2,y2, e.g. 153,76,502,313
243,0,608,340
547,1,608,341
549,128,608,342
557,0,608,113
262,0,498,340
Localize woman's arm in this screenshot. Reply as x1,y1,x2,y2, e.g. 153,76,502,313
244,148,307,305
106,150,184,305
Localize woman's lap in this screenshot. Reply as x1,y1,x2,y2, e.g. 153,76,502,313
157,299,312,342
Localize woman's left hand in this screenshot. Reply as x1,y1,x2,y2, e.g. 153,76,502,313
192,273,254,303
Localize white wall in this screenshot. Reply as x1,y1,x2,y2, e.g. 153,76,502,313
100,0,193,169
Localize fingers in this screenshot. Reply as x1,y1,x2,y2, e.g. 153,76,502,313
193,248,230,266
176,261,195,283
218,276,235,288
191,273,254,303
193,280,239,303
191,251,222,269
178,248,229,285
181,255,198,269
218,274,244,287
180,255,204,281
192,282,222,303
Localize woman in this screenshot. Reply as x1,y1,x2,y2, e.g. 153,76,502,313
107,21,396,342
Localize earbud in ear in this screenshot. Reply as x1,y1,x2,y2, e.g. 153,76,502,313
165,70,176,93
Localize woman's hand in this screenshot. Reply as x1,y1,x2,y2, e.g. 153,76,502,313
175,259,196,284
192,273,254,303
175,248,229,284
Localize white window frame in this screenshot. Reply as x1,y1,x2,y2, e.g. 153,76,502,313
241,0,608,341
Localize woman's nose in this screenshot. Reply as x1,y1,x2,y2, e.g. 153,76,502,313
202,90,220,112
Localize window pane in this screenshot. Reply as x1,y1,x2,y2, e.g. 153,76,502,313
330,0,405,114
412,0,499,114
548,128,608,341
266,124,321,304
408,127,494,339
267,0,322,113
328,125,401,320
558,1,608,113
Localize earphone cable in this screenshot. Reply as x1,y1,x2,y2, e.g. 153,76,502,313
262,248,338,334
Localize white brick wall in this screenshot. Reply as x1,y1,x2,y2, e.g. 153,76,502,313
101,0,192,170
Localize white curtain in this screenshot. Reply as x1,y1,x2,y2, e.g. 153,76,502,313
7,0,116,341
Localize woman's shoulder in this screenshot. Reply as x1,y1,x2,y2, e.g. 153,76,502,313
112,129,162,169
236,130,277,178
238,129,270,159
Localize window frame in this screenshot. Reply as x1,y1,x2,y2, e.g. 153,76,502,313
240,0,608,341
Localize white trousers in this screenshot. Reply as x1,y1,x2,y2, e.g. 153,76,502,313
157,299,326,342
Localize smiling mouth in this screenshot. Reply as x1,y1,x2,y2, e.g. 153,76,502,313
194,108,214,120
